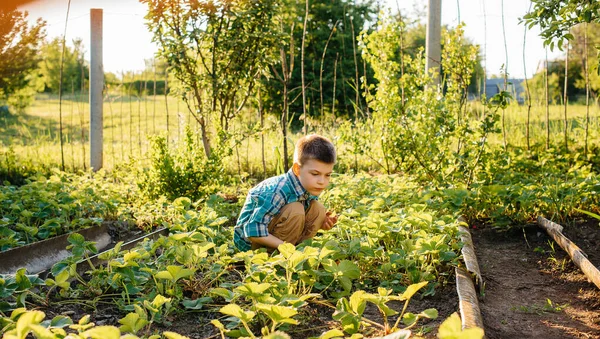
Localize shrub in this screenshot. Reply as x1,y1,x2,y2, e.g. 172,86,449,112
136,127,233,201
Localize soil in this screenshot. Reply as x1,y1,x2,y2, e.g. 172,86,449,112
471,218,600,339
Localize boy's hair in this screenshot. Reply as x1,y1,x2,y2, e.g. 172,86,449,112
293,134,336,166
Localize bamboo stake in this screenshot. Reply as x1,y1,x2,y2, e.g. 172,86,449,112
584,23,590,156
301,0,309,135
138,81,142,157
79,58,86,171
457,216,482,288
120,71,124,162
501,0,508,151
522,2,532,151
456,267,485,334
128,77,133,158
165,67,169,143
537,216,600,290
153,59,157,135
70,79,75,171
545,50,550,150
563,42,569,152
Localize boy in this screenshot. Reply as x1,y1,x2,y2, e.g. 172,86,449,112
233,134,338,251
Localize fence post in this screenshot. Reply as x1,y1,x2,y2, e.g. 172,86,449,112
90,8,104,171
425,0,441,86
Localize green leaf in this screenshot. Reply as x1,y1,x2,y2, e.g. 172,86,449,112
119,313,149,334
263,331,292,339
49,315,73,328
14,268,32,291
255,303,298,325
574,208,600,221
155,265,195,283
349,290,367,315
315,329,345,339
338,260,360,279
400,281,428,301
437,313,484,339
219,304,255,322
402,312,417,326
181,297,212,310
210,288,235,302
421,308,438,319
82,326,121,339
234,282,271,298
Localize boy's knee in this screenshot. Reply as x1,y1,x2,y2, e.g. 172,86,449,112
284,202,305,216
307,200,326,223
269,210,305,243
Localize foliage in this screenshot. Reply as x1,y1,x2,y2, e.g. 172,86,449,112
0,171,464,337
569,23,600,98
261,0,376,121
358,17,498,186
523,0,600,49
0,9,46,103
135,127,235,202
0,308,192,339
141,0,279,158
523,69,562,105
430,148,600,227
38,38,88,94
525,22,600,105
0,170,123,251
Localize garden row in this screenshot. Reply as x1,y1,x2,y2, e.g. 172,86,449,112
2,149,600,337
1,173,475,338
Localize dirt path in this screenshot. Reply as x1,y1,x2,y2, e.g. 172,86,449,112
471,222,600,339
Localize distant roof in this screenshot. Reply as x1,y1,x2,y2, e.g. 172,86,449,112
486,78,525,86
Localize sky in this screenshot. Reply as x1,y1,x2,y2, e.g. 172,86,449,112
19,0,564,79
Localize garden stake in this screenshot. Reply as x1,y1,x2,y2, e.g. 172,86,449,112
537,216,600,290
456,267,485,337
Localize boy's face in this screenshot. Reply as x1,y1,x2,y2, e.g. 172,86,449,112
293,159,334,196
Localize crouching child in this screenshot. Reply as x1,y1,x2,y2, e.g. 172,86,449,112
233,134,338,252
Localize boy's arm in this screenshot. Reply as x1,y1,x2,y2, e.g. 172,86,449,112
248,234,284,249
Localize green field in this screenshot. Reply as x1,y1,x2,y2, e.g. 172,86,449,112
2,94,600,175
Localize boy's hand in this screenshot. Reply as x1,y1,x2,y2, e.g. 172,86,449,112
321,211,338,230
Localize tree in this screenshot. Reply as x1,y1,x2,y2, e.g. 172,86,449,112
569,23,600,100
523,0,600,49
0,8,45,101
526,23,600,104
261,0,377,123
38,37,87,94
142,0,279,158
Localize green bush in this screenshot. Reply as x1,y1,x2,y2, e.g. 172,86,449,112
137,127,233,201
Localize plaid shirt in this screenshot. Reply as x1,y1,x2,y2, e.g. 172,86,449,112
233,169,318,251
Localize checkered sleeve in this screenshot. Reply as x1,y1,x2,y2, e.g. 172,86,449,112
243,191,286,239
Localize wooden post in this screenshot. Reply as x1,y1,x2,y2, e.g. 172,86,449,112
90,8,103,171
425,0,441,86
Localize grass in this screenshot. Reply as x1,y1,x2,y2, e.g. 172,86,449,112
479,102,600,150
2,93,600,178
